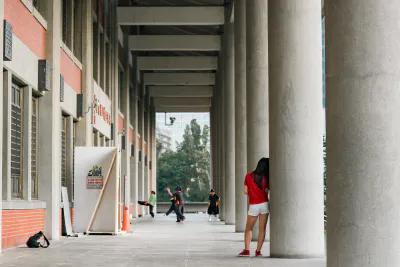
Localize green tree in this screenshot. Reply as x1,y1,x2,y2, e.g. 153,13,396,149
157,119,211,202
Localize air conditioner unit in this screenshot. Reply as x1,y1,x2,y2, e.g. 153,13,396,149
131,144,134,157
60,75,64,102
77,94,85,117
3,20,12,61
38,60,50,91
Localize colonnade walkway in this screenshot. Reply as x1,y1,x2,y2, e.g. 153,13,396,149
0,214,326,267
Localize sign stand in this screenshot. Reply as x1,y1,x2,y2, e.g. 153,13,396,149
74,147,121,235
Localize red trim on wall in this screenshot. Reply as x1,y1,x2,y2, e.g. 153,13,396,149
93,0,97,12
129,128,133,144
2,209,45,250
4,0,46,59
137,136,141,150
99,0,104,25
60,48,82,94
118,114,124,133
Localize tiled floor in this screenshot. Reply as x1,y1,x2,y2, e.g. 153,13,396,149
0,214,326,267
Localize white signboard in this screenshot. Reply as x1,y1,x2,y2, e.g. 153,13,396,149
93,81,112,139
74,147,120,234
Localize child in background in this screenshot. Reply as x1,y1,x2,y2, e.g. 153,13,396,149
138,191,157,218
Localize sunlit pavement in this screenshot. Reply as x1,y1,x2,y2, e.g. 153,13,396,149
0,214,326,267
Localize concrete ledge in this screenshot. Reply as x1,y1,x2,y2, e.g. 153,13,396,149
2,200,46,210
156,202,208,213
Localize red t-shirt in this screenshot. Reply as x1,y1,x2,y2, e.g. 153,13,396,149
244,172,269,205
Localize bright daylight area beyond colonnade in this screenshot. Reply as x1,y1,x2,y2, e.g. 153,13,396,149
0,0,397,267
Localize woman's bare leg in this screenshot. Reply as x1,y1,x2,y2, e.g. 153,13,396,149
256,213,269,251
245,215,258,250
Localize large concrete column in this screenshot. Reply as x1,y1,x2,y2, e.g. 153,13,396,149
130,60,139,218
112,2,119,148
223,13,235,225
75,0,93,146
0,0,4,250
218,43,225,221
234,0,247,233
121,29,131,207
143,94,150,203
39,0,62,240
246,0,269,241
326,1,400,266
138,75,145,216
150,105,157,213
268,0,324,258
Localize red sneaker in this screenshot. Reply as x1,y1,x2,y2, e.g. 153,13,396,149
255,250,262,257
181,216,186,221
238,249,250,257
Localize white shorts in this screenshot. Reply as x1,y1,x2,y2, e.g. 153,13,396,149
248,202,269,217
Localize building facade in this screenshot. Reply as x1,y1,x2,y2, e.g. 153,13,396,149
0,0,156,250
156,127,172,153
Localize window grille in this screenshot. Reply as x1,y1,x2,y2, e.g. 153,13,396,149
11,83,23,199
62,0,68,44
32,0,39,9
31,97,38,199
61,117,67,187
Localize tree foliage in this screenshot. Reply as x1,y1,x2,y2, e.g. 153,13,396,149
157,119,211,202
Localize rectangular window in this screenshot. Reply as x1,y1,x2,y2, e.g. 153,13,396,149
119,70,123,111
93,23,98,83
62,0,68,44
61,117,67,187
31,97,38,199
11,83,23,199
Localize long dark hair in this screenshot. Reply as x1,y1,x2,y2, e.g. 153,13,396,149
252,158,269,189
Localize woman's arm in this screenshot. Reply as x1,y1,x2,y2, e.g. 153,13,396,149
166,188,173,197
244,185,248,195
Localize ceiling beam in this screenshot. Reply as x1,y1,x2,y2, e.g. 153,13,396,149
137,56,218,71
154,97,211,107
149,86,213,97
156,107,210,113
144,73,215,86
118,6,224,26
129,35,221,51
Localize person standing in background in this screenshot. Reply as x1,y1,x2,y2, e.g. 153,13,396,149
167,187,185,222
207,189,221,222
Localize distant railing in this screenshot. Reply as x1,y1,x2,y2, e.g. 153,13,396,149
156,202,208,213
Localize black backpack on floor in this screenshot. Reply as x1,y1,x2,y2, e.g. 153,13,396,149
26,231,50,248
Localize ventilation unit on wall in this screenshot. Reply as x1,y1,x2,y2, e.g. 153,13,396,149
131,144,134,157
111,123,114,140
77,94,85,117
60,75,64,102
138,150,142,162
38,60,50,91
3,20,12,61
121,136,126,150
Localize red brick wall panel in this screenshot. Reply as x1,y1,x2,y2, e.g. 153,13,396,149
129,128,133,144
60,48,82,94
4,0,46,59
2,209,45,250
118,114,124,134
99,0,104,25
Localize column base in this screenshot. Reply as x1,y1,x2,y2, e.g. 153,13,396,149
270,254,325,259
